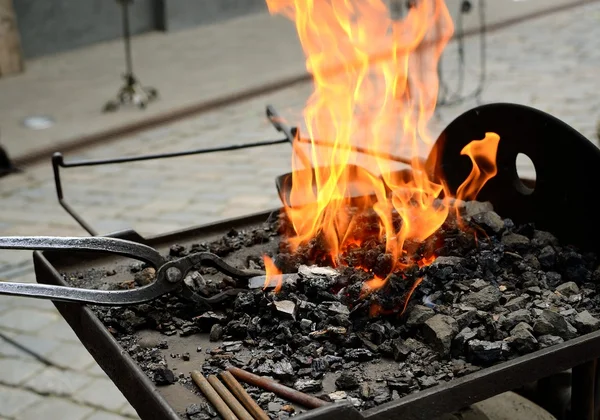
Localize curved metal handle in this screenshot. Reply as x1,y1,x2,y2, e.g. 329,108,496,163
0,280,175,305
0,236,165,268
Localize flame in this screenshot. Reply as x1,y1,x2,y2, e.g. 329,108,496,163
263,255,284,293
263,0,500,305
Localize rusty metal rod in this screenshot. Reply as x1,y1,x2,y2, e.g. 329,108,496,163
227,367,328,409
220,371,270,420
191,370,238,420
207,375,254,420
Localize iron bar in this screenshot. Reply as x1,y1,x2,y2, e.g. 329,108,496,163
51,137,288,235
191,371,238,420
207,375,254,420
220,371,270,420
228,367,328,409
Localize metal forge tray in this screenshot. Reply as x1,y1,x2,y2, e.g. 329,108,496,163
32,209,600,420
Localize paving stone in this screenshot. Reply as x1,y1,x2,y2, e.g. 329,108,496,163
0,308,59,333
86,409,135,420
73,377,130,412
23,367,93,397
37,319,83,344
0,357,45,386
45,342,97,371
9,332,63,358
0,384,43,418
16,397,95,420
118,402,140,418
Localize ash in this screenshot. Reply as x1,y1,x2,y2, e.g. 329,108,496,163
89,202,600,419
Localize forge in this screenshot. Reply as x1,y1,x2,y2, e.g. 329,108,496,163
4,1,600,419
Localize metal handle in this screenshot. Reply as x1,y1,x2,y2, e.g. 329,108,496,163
0,280,175,305
0,236,165,268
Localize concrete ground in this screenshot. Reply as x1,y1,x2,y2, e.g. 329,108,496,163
0,1,600,419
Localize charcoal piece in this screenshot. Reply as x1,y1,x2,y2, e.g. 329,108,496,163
501,309,533,331
572,311,600,334
507,327,538,354
391,338,412,362
366,323,386,345
153,368,176,386
555,282,580,298
422,314,459,358
274,300,297,319
387,379,410,393
120,310,146,332
373,386,392,404
225,315,250,339
464,201,494,218
374,253,394,278
344,348,374,362
294,379,322,392
546,272,563,287
559,250,590,283
470,279,489,291
170,244,186,256
234,292,256,313
185,404,211,420
453,327,477,355
461,285,501,311
298,265,338,296
312,358,329,375
538,246,556,270
299,319,314,333
328,391,348,401
250,273,298,290
326,301,350,316
417,376,438,389
533,310,577,340
533,230,559,248
504,296,529,312
209,324,224,342
194,311,227,329
538,335,565,348
335,371,360,390
501,233,530,251
180,325,200,337
526,286,542,295
405,305,435,328
273,360,295,380
471,211,505,234
309,326,347,339
268,402,283,413
455,310,477,331
524,254,541,270
510,322,533,334
467,340,509,365
134,267,156,286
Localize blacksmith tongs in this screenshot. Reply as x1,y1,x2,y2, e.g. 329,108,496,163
0,236,271,308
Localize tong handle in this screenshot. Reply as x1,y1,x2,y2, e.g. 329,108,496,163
0,280,177,305
0,236,165,268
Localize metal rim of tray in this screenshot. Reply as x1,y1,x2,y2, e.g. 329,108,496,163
32,208,600,420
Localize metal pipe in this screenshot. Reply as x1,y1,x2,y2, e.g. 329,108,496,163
220,371,270,420
207,375,254,420
572,360,596,420
191,370,238,420
228,367,328,409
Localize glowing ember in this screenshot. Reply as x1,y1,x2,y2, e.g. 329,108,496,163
263,0,501,306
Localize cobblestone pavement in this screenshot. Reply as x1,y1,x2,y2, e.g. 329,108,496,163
1,3,600,419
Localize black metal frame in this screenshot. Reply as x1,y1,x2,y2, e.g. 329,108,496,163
31,210,600,420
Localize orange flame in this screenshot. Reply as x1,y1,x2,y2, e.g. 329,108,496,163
262,0,500,303
263,255,284,293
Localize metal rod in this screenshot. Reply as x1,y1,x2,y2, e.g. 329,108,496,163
573,360,597,420
191,371,239,420
220,371,270,420
228,367,328,409
296,136,414,167
121,0,133,77
207,375,254,420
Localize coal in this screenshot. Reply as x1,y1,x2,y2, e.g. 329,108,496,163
335,371,360,390
422,315,459,358
572,310,600,334
81,201,600,414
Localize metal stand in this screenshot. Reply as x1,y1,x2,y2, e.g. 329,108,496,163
103,0,158,112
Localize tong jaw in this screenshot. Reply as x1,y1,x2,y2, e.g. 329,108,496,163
0,236,265,308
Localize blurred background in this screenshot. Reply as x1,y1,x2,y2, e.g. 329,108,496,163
0,0,598,419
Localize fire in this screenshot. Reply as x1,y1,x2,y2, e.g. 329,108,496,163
263,1,500,309
263,255,284,293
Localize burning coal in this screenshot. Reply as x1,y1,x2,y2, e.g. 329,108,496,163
263,0,500,300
